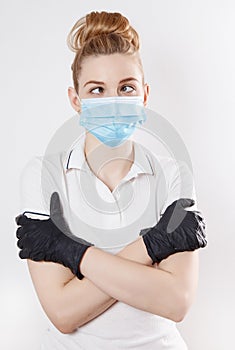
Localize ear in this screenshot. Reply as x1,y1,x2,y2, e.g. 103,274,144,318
68,87,81,113
143,83,150,107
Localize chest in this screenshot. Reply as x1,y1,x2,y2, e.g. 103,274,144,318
62,170,159,249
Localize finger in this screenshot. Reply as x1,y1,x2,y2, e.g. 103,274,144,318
195,211,205,221
19,248,30,259
194,211,206,229
16,226,24,239
15,214,30,226
16,221,41,239
200,221,206,233
17,232,32,249
196,229,207,247
197,217,206,232
17,237,24,249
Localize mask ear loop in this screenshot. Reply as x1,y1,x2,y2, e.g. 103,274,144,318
76,94,82,114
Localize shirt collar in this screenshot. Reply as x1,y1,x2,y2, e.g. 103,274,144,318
63,134,87,172
63,135,155,178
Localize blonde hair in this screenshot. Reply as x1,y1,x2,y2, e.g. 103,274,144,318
67,11,143,93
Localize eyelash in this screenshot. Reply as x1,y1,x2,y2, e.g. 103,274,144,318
89,85,136,94
89,87,104,94
121,85,135,93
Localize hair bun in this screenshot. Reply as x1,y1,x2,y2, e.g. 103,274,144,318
67,11,139,53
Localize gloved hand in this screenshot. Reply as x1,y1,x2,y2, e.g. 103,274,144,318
139,198,207,264
15,192,94,279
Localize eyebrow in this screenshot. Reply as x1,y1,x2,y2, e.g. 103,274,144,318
119,77,139,84
83,77,140,88
83,80,105,87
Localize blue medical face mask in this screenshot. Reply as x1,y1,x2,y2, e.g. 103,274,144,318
79,96,147,147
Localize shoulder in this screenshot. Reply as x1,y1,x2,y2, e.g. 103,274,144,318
20,150,68,180
19,151,67,215
139,144,197,210
136,141,191,181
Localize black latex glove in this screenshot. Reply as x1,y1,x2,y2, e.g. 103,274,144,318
139,198,207,264
15,192,94,279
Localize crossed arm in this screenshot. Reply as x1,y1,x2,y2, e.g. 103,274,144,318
27,235,198,334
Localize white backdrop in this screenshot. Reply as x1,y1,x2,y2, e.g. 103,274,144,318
1,1,234,349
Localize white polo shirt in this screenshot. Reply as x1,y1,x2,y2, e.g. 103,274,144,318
19,134,197,349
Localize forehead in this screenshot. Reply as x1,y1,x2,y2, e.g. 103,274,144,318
79,53,143,84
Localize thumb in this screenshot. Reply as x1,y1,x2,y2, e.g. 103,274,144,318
165,198,195,234
50,192,64,219
50,192,71,235
176,198,195,209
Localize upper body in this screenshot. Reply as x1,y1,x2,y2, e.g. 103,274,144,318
18,11,200,350
20,135,196,349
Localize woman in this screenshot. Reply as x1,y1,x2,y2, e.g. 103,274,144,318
15,11,206,349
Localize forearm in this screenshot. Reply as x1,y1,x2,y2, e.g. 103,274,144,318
80,243,199,322
58,237,152,333
58,275,115,333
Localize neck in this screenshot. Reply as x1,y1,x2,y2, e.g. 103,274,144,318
84,132,134,181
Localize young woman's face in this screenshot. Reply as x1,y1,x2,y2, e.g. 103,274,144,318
68,53,149,110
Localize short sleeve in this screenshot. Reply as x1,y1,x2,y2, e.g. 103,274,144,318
160,159,198,215
19,156,50,216
19,151,69,219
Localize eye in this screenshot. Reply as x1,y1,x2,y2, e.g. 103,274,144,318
121,85,135,93
90,87,104,94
